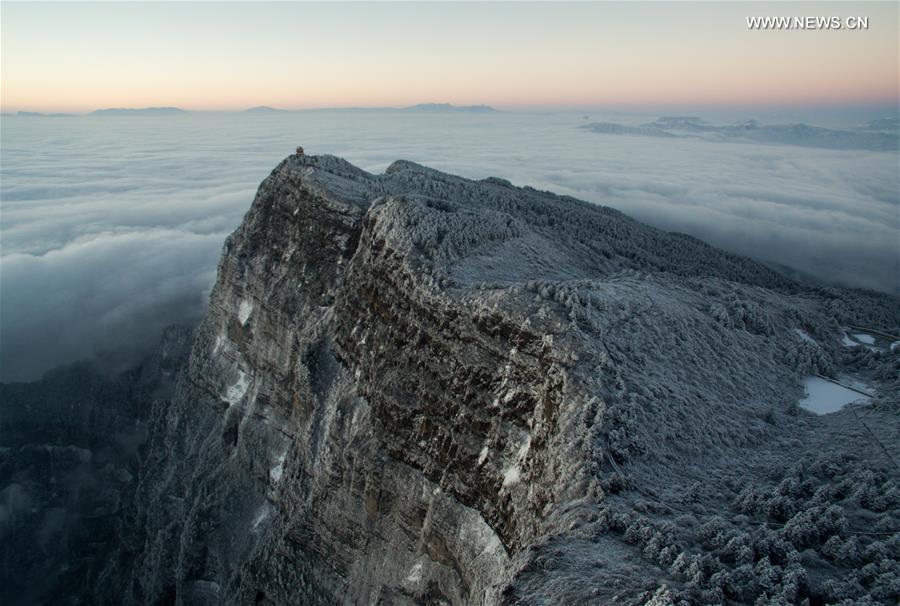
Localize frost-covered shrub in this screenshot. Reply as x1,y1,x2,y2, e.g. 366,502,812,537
684,558,706,586
822,535,862,564
697,516,737,550
710,303,732,329
782,504,845,548
858,479,900,512
604,396,643,461
775,561,806,602
722,563,756,601
658,545,679,567
669,551,692,576
869,558,900,600
721,535,755,565
754,556,781,593
710,298,775,335
735,484,766,514
641,584,688,606
765,494,798,522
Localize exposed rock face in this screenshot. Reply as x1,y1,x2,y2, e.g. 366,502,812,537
5,154,898,605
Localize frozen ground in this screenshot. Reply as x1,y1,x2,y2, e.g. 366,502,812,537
840,328,898,353
799,376,870,415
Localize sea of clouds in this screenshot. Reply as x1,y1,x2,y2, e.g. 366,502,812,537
1,110,897,381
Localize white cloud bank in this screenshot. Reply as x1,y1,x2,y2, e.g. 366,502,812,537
1,110,897,381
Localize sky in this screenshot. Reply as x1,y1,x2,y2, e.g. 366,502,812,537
2,1,898,113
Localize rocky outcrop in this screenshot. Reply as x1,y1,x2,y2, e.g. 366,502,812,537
7,154,897,605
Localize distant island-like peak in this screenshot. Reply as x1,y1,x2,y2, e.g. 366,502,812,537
244,105,288,113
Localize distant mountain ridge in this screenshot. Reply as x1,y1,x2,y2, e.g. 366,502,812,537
238,103,498,113
11,111,76,117
90,106,188,116
243,105,289,113
7,103,499,116
403,102,497,112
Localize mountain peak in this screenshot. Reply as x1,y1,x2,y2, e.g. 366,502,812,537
244,105,288,113
6,153,897,605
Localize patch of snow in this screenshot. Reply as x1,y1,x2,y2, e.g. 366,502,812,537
238,300,253,325
840,333,859,347
406,562,423,584
455,505,508,568
270,450,287,483
502,465,521,487
212,333,225,355
469,521,505,564
224,371,249,406
841,329,886,351
839,375,874,394
500,433,530,488
840,329,884,351
516,434,531,459
892,341,899,351
477,446,489,466
251,503,273,530
799,376,870,415
792,328,817,346
482,532,503,559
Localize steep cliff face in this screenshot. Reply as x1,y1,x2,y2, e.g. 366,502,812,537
90,155,898,605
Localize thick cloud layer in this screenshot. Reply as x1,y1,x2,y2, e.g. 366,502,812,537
1,111,897,381
581,116,899,151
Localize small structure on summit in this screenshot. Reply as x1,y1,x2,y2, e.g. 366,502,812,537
295,146,305,156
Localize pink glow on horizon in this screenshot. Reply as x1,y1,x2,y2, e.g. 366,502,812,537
2,2,897,114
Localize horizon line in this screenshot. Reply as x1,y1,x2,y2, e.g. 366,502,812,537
5,100,899,117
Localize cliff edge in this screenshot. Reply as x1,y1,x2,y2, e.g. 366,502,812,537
87,154,900,605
